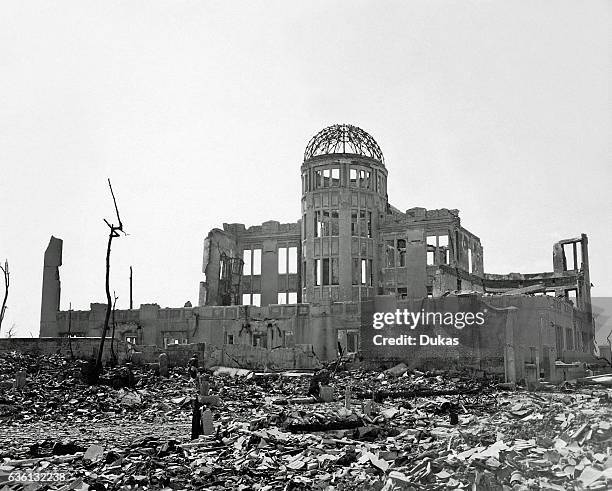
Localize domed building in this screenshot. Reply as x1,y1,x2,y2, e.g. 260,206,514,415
40,124,594,377
200,123,485,311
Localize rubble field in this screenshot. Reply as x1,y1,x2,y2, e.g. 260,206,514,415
1,352,612,490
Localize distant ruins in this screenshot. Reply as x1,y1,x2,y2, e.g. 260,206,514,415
40,124,595,380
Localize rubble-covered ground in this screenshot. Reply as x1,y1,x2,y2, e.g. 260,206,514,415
1,353,612,490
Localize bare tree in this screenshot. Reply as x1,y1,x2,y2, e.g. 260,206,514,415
0,259,9,332
95,179,126,374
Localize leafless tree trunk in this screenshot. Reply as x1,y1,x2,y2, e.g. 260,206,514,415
0,260,9,332
95,179,126,374
110,291,118,365
68,302,74,360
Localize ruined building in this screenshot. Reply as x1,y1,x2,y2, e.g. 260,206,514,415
40,124,595,379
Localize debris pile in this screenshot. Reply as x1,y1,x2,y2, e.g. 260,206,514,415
1,352,611,490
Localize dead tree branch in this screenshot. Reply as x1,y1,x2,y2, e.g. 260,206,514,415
95,179,126,375
0,259,9,332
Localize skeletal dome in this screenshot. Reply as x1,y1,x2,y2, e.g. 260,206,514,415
304,124,384,163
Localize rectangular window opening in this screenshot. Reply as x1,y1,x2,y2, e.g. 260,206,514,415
361,259,367,285
468,249,473,273
278,247,287,274
427,250,435,266
252,249,262,275
349,168,358,187
331,168,340,186
322,258,330,286
397,239,406,267
385,240,395,268
288,247,298,274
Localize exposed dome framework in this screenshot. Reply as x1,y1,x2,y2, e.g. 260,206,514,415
304,124,384,163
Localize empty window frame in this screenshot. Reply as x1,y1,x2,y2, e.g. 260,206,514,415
397,239,406,267
288,247,297,274
330,211,339,236
243,250,252,276
357,259,372,286
278,247,287,274
314,211,321,237
242,293,261,306
252,249,261,275
398,287,408,299
563,242,582,271
351,210,358,236
278,246,298,274
427,251,435,265
468,249,473,273
288,292,298,304
426,235,452,267
346,330,359,353
314,169,323,189
349,168,358,187
322,258,330,285
316,258,339,286
359,169,371,189
361,259,367,285
359,210,367,237
331,168,340,186
322,168,331,187
225,333,234,345
439,235,450,265
385,240,395,267
278,292,287,304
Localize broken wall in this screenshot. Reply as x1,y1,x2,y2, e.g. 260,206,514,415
40,236,63,337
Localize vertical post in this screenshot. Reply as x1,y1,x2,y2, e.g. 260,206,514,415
505,307,517,384
129,266,133,310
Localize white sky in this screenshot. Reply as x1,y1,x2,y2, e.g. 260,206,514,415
0,1,610,338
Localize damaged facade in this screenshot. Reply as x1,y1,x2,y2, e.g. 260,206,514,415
40,124,595,379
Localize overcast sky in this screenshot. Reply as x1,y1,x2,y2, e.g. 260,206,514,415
0,0,610,338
